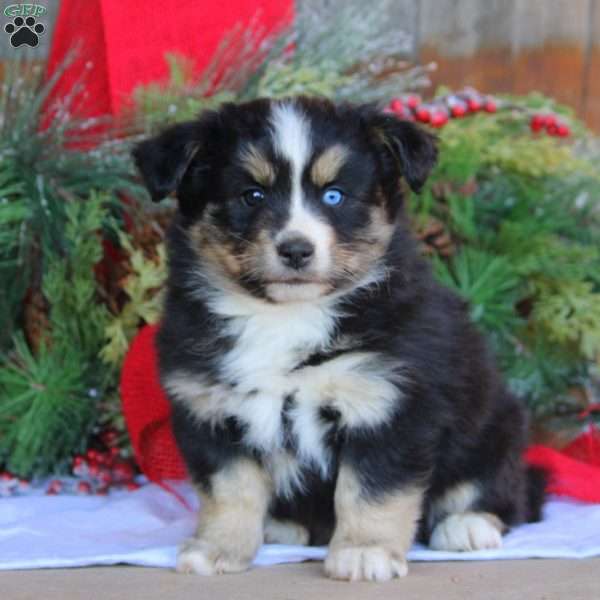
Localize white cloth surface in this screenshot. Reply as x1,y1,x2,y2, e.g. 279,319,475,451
1,482,599,570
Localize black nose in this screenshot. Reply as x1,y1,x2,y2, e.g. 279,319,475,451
277,237,315,270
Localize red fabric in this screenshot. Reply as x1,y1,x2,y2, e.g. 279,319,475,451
562,424,600,466
525,439,600,503
46,0,292,118
120,323,187,481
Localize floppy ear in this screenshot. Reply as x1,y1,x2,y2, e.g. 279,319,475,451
132,121,203,202
364,110,438,192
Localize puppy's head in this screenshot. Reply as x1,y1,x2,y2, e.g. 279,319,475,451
133,98,437,303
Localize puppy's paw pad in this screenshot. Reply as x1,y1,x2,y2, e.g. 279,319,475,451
264,519,310,545
430,513,503,552
176,539,250,575
325,545,407,582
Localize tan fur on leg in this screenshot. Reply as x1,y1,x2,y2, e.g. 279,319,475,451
177,459,271,575
264,517,310,545
325,465,423,582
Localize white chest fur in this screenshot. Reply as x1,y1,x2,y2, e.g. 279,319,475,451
164,290,404,496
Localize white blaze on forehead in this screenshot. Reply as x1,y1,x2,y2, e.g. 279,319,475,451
270,101,333,274
270,101,312,187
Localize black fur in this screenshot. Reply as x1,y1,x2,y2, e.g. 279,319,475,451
133,97,545,553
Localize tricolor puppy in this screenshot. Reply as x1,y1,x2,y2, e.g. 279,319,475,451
133,97,545,582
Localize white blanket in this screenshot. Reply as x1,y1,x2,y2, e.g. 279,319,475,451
1,481,599,570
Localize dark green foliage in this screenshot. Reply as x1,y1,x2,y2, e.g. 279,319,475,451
413,105,600,418
0,194,111,476
0,335,94,475
0,57,143,351
433,248,522,335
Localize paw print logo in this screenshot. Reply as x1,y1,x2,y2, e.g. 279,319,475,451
4,16,45,48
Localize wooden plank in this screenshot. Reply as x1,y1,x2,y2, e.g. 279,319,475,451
419,0,517,56
582,0,600,130
511,0,592,111
418,0,518,95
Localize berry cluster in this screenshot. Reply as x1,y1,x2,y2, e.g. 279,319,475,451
67,446,138,496
386,87,571,137
1,428,139,497
386,88,497,128
529,113,571,137
0,472,29,497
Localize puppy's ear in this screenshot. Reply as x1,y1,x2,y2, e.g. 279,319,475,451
132,121,203,202
363,109,438,192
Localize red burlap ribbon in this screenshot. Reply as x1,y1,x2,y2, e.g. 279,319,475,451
120,324,187,481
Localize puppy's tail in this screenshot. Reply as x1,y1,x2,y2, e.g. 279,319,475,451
525,465,548,522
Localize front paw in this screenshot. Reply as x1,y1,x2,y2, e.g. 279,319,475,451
176,538,253,575
324,545,408,582
429,512,503,552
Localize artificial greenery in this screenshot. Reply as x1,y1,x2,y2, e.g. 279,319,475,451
101,231,166,367
0,193,111,475
0,57,142,476
0,57,142,352
413,102,600,419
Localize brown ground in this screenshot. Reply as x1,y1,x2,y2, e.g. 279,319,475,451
1,559,597,600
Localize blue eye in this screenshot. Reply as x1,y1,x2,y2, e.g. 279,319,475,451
242,188,265,207
322,188,344,206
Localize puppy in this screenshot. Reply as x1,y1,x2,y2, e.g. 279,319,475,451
133,97,545,582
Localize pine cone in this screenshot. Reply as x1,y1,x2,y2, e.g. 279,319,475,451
23,287,50,353
415,218,455,258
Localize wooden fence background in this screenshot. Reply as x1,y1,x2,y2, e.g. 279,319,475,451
2,0,599,130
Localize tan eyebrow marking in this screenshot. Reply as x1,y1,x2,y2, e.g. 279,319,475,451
239,144,275,186
310,144,349,187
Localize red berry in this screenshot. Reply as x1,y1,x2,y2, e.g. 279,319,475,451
86,449,99,462
530,114,546,132
556,123,570,137
545,113,557,127
96,452,111,466
76,481,92,495
389,98,404,114
546,123,559,136
0,471,14,481
96,485,110,496
88,463,100,478
430,111,448,128
97,467,113,485
406,94,421,109
415,107,431,123
73,455,85,467
467,98,481,112
100,429,119,447
125,481,141,491
484,100,497,113
47,480,63,494
112,461,135,483
451,104,467,117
